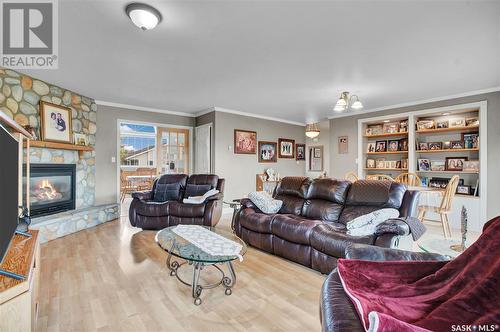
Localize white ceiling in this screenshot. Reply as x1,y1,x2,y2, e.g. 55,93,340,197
23,0,500,123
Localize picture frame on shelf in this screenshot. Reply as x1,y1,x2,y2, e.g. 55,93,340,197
366,158,376,168
436,120,449,129
278,138,295,158
445,157,468,171
375,158,386,169
258,141,277,163
375,140,387,152
399,138,408,151
401,158,408,169
418,158,431,171
383,122,400,134
387,139,399,152
428,142,442,150
442,141,451,149
418,142,429,151
416,120,435,131
39,101,73,143
429,177,449,189
295,143,306,160
366,142,376,153
456,185,471,195
462,133,479,149
465,117,479,127
430,160,445,171
450,140,465,149
463,160,479,173
399,120,408,133
73,133,88,146
396,160,401,169
234,129,257,154
366,124,383,136
421,177,429,186
449,117,466,128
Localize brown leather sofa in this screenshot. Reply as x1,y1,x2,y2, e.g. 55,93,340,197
234,176,419,273
129,174,225,230
320,243,449,332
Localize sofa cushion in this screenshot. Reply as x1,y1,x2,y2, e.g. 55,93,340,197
300,178,350,222
153,174,188,201
187,174,219,188
185,184,212,197
272,214,322,245
134,201,169,217
275,195,306,215
169,201,205,217
274,176,310,197
310,224,375,258
153,183,181,202
345,180,406,208
239,209,275,233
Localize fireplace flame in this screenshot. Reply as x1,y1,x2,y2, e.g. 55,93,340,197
36,179,60,201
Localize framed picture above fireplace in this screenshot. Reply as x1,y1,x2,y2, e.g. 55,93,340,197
40,101,73,143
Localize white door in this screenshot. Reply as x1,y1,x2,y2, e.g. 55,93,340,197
195,124,212,174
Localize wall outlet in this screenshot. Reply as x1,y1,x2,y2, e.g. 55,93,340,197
111,156,116,163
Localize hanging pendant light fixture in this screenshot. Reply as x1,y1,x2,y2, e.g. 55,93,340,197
333,91,363,112
305,123,320,138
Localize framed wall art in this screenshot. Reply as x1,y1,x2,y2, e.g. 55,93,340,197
40,101,73,143
234,129,257,154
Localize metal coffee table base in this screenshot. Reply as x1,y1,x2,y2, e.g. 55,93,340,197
166,251,236,305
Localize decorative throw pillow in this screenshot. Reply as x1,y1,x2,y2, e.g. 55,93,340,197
153,183,181,202
346,208,400,237
185,184,212,198
248,191,283,214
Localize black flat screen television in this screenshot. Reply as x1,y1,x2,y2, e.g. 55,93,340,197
0,124,19,265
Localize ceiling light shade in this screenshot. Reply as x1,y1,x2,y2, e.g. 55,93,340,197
350,95,363,110
126,3,162,30
305,123,320,138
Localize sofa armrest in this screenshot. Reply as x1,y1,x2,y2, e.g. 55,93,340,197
239,198,257,209
205,192,223,202
345,243,450,262
131,190,153,201
375,218,410,236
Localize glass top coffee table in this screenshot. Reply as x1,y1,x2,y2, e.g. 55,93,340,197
155,226,247,305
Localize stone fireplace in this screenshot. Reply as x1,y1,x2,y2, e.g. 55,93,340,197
26,164,76,217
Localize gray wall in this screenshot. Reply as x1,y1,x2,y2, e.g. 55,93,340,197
214,112,306,201
95,105,194,204
329,91,500,220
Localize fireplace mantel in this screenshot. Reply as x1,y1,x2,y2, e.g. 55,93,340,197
25,140,93,157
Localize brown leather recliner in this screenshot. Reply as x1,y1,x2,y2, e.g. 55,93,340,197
129,174,225,230
320,243,449,332
234,176,419,274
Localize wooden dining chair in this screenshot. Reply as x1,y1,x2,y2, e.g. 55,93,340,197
417,175,460,239
365,174,394,181
395,172,422,187
120,170,136,203
344,171,359,182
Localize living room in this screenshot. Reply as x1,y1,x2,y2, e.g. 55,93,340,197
0,1,499,331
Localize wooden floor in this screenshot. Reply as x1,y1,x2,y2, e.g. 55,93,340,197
36,203,325,332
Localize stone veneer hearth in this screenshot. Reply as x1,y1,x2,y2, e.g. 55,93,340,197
1,67,118,241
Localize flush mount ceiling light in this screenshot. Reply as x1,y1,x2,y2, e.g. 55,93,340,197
126,3,162,30
333,91,364,112
305,123,320,138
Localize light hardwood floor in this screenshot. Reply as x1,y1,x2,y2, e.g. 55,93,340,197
36,203,325,332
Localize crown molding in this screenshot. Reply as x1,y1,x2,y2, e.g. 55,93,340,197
208,107,305,126
96,100,196,117
328,86,500,119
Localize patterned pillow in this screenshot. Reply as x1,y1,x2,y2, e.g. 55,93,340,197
346,208,400,236
248,191,283,214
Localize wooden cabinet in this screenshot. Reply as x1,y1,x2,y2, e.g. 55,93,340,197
0,231,40,332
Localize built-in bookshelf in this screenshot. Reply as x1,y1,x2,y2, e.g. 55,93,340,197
357,101,487,230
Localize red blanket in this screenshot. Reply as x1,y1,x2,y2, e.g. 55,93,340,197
338,217,500,332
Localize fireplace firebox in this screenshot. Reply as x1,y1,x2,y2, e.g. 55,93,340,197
24,164,76,217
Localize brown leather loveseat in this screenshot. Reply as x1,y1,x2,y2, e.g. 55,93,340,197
234,177,418,274
129,174,225,230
